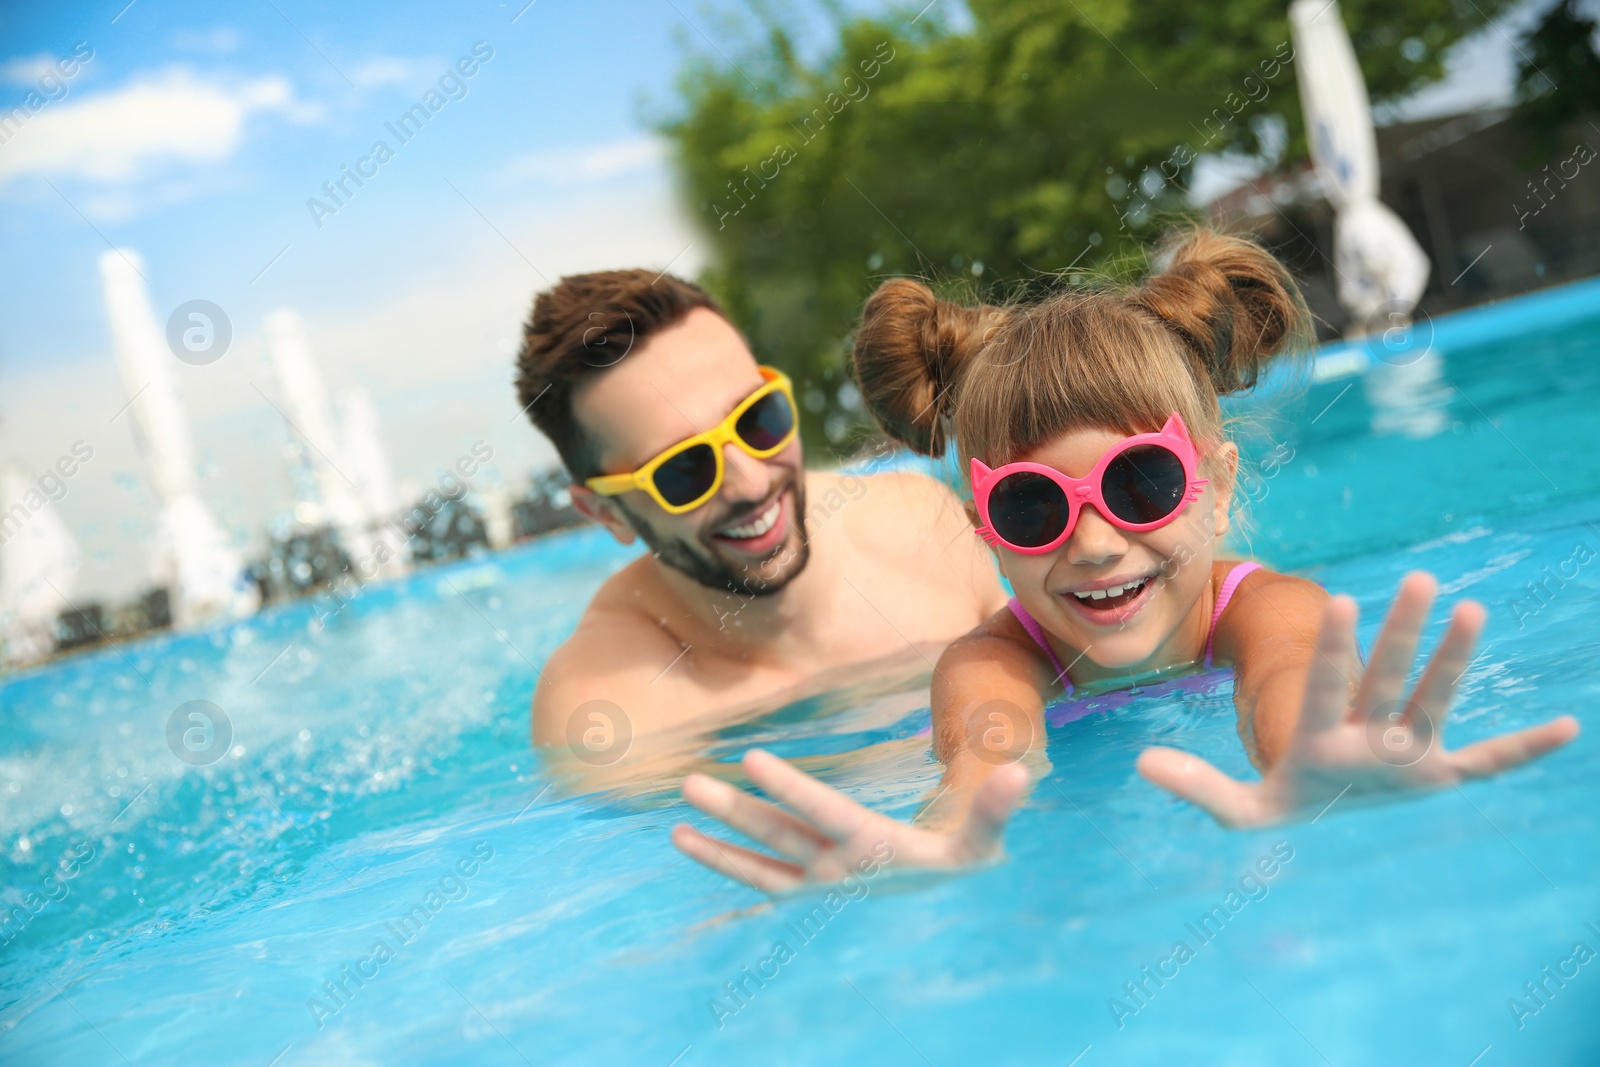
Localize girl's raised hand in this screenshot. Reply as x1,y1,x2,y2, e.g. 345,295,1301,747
672,748,1027,894
1137,572,1580,828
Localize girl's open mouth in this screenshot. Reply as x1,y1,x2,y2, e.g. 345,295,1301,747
1059,575,1155,625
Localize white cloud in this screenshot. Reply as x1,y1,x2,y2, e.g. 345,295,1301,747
496,136,668,186
0,68,317,187
349,56,445,90
2,54,60,85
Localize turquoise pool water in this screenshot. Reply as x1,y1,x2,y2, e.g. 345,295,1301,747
3,279,1600,1066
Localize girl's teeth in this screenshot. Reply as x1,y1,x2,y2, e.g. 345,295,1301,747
1073,578,1146,602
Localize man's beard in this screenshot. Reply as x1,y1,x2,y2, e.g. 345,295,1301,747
622,477,811,598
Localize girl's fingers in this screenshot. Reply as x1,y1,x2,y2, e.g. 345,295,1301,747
1354,572,1436,722
742,749,868,840
1136,747,1261,828
1450,716,1581,779
1300,595,1361,734
1405,599,1485,733
957,762,1028,859
681,772,832,863
670,824,805,894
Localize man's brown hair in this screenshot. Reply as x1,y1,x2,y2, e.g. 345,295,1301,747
514,270,723,479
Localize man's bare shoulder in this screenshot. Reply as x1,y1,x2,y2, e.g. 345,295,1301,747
812,466,1003,611
530,564,684,745
839,468,996,558
819,467,970,532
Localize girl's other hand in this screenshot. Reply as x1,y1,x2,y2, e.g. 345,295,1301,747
1137,572,1580,828
672,749,1028,893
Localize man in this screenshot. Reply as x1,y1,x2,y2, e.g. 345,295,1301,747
516,269,1008,763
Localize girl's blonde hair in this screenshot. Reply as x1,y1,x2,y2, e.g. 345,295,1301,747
851,230,1313,491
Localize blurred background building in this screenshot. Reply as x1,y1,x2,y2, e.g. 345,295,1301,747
1199,1,1600,335
1209,100,1600,336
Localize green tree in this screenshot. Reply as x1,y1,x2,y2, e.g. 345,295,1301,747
660,0,1515,455
1514,0,1600,162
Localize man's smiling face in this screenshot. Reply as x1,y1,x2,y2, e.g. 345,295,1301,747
573,307,810,595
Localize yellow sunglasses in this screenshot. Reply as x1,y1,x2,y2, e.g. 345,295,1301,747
584,366,798,514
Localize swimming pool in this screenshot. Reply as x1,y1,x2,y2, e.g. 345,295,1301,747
4,278,1600,1066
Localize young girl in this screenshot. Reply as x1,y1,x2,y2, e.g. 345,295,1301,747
671,231,1578,894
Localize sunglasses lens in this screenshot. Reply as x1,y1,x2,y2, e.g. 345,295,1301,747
735,389,795,452
1101,445,1187,525
989,471,1070,548
653,443,718,508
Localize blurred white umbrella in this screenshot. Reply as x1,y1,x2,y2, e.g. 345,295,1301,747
263,311,410,577
1290,0,1431,332
262,308,364,532
99,249,258,627
339,387,410,575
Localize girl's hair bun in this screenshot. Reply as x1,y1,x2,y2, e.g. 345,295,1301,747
852,278,1007,456
1131,230,1311,395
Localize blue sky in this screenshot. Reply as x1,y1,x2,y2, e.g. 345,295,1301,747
2,0,705,362
0,0,1565,601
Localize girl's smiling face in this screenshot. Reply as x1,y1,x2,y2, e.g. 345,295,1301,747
986,425,1238,675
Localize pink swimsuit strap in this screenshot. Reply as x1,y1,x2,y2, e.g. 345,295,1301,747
1008,561,1263,690
1204,561,1262,667
1006,598,1074,693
